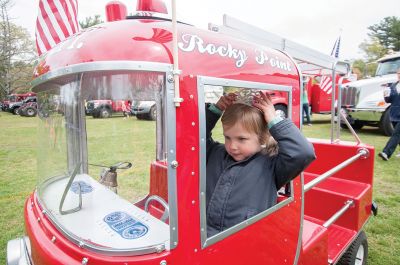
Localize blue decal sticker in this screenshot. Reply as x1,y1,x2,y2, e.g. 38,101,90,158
70,181,93,194
104,211,148,239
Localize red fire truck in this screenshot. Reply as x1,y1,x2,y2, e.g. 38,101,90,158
7,1,376,265
2,92,36,114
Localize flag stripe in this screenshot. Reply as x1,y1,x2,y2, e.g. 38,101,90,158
42,0,66,41
35,21,49,54
35,0,79,55
39,0,62,45
53,0,74,36
63,0,77,33
67,0,79,32
37,6,57,47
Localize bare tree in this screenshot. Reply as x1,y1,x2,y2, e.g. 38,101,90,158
0,0,36,99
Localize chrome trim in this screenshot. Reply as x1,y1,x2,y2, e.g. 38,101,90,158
322,200,354,228
347,108,386,121
331,61,351,143
145,195,170,222
279,49,305,265
165,74,179,249
31,61,173,89
7,237,32,265
304,149,368,192
197,76,293,249
32,61,178,254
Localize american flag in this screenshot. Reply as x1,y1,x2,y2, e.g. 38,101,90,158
320,36,341,94
35,0,79,55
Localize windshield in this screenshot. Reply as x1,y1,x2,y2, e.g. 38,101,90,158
34,70,171,254
375,58,400,76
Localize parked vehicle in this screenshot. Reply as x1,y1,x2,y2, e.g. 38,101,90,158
9,96,37,115
341,52,400,135
19,101,38,117
86,99,131,118
7,1,376,265
304,74,355,114
3,92,36,114
131,101,157,120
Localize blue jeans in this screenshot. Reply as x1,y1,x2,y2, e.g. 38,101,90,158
303,103,311,124
383,122,400,157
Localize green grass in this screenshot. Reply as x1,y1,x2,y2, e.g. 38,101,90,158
0,112,399,264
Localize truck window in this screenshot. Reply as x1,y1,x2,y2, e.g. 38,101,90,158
33,70,173,254
376,58,400,76
198,78,294,247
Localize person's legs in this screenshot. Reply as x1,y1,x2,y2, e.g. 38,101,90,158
381,122,400,159
303,103,311,125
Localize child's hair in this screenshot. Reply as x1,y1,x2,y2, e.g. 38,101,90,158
221,103,278,156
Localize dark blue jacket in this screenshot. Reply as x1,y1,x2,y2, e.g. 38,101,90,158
384,81,400,122
206,108,316,237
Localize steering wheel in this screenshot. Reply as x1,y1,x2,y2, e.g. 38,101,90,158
144,195,169,222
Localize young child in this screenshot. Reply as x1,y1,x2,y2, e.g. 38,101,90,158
205,92,315,237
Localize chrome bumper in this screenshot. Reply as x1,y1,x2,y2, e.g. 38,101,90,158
344,108,385,122
7,237,32,265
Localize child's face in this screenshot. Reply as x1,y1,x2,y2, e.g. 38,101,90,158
223,122,262,162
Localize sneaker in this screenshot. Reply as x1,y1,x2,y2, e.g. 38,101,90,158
307,123,312,126
396,153,400,158
378,152,389,161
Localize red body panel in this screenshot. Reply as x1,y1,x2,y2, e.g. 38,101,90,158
307,76,351,113
303,139,374,263
22,14,375,265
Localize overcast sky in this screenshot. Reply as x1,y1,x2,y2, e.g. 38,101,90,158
8,0,400,60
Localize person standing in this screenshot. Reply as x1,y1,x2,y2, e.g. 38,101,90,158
302,89,312,126
378,67,400,161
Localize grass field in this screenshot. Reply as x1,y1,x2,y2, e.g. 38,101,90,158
0,111,399,264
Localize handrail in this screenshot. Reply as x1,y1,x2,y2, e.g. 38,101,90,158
323,200,354,228
304,148,369,192
339,109,362,145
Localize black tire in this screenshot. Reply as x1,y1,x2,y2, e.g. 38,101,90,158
99,108,112,118
147,105,156,121
25,107,37,117
337,231,368,265
340,120,364,130
12,107,20,115
379,108,394,136
136,113,146,120
274,104,287,119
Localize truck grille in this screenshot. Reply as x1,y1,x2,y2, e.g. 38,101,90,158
341,85,358,106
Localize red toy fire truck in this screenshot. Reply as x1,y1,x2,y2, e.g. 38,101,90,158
7,1,376,265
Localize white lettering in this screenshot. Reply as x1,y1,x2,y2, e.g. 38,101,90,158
178,34,248,68
255,49,268,65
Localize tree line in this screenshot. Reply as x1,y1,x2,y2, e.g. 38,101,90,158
353,16,400,78
0,0,399,99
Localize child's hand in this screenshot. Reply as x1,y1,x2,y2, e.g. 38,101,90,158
215,93,236,111
253,92,277,123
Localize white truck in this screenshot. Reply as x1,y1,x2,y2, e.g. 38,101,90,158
341,52,400,135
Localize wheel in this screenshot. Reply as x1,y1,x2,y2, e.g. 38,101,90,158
25,107,37,117
13,107,20,115
337,231,368,265
351,121,364,130
147,105,156,121
136,113,146,120
99,108,112,118
340,120,364,130
379,108,394,136
274,104,287,119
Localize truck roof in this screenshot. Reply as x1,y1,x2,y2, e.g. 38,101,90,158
377,51,400,62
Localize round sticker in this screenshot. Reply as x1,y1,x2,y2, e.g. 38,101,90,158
122,224,148,239
104,212,126,223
